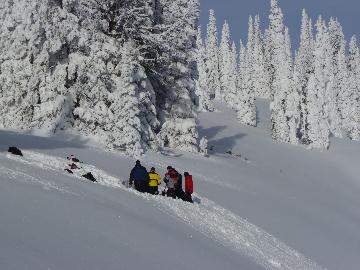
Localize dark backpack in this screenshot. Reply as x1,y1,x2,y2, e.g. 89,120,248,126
8,147,23,156
82,172,97,182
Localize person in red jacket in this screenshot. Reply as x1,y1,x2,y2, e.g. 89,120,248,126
183,172,193,203
163,166,179,198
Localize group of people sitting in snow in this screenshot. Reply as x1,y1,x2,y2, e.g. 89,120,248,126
129,160,194,203
62,155,193,203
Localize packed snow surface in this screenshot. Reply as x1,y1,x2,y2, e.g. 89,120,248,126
0,100,359,270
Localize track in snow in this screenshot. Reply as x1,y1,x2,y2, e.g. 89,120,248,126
3,151,326,270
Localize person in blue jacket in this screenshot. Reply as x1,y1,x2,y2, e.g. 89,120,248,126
129,160,150,193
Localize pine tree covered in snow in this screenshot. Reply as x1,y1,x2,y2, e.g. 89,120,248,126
347,36,360,140
195,26,214,112
156,0,200,153
0,0,75,131
294,9,314,144
336,41,350,130
237,38,257,127
268,0,290,143
263,28,274,98
326,18,345,138
252,15,271,99
307,73,330,149
0,0,200,155
219,21,232,102
226,42,239,108
284,28,299,145
108,40,144,157
199,136,208,156
307,17,331,149
205,9,221,100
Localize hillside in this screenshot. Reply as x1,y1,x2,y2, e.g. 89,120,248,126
0,99,359,270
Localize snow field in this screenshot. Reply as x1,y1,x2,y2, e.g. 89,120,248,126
3,150,326,270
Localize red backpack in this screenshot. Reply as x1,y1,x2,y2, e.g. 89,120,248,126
185,175,193,194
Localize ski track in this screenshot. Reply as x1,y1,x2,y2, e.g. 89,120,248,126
0,164,78,196
5,151,326,270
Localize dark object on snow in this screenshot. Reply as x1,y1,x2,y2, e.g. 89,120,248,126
129,160,150,192
69,163,79,170
166,188,176,199
209,145,214,151
67,155,81,163
65,169,73,174
176,189,186,200
82,172,97,182
148,186,159,195
183,193,193,203
134,181,148,193
161,187,176,199
225,150,232,155
8,147,23,156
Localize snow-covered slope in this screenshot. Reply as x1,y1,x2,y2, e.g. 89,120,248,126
0,99,359,270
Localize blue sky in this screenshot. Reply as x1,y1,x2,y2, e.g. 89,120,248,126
200,0,360,49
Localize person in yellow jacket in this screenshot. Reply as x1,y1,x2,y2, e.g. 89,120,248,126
148,167,161,195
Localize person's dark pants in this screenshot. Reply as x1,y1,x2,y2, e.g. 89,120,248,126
176,188,185,200
134,181,148,193
183,192,193,203
167,188,176,199
148,186,159,195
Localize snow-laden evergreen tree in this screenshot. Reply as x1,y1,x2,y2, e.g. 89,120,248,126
237,40,246,98
307,17,331,149
307,73,330,149
321,18,344,138
294,9,314,144
195,26,214,112
263,28,274,98
284,28,299,145
0,0,63,130
252,15,270,98
246,15,255,77
219,21,232,101
156,0,200,152
268,0,290,143
347,36,360,140
237,39,257,126
0,0,201,155
67,2,159,146
108,40,145,157
226,42,239,107
199,136,208,156
205,9,221,100
336,41,351,128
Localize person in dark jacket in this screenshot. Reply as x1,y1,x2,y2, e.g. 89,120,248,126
129,160,150,193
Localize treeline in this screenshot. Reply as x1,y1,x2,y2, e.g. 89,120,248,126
0,0,201,157
197,0,360,149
